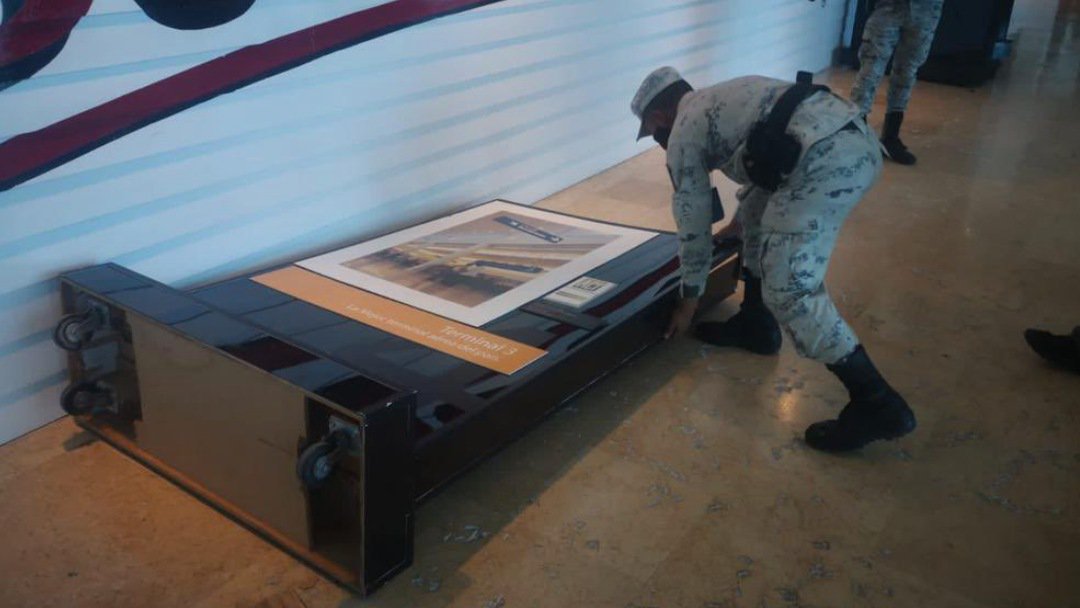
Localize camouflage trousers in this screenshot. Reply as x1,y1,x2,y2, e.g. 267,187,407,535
735,125,883,364
850,0,945,114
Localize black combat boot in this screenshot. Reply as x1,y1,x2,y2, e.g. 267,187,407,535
1024,327,1080,373
881,111,917,165
804,346,916,452
695,272,782,355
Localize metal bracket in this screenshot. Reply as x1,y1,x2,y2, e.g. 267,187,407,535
328,417,361,449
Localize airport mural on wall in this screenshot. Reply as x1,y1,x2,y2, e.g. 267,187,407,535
0,0,509,191
0,0,848,444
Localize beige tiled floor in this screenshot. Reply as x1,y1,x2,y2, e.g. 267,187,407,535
3,6,1080,608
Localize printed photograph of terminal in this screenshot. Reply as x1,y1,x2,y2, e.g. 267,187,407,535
297,201,656,326
341,212,617,307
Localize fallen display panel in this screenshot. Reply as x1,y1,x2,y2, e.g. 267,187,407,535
54,201,740,595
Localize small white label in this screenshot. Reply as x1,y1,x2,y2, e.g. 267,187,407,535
544,276,616,308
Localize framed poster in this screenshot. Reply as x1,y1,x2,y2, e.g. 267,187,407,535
297,201,657,326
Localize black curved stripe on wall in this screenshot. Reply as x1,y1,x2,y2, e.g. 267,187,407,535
134,0,257,30
0,37,67,92
1,0,27,21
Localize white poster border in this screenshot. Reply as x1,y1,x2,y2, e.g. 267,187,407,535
297,200,657,326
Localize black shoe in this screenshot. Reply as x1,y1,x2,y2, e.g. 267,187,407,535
881,111,917,165
695,273,781,355
1024,327,1080,372
804,345,916,452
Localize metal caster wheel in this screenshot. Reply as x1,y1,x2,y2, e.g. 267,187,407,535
296,429,351,490
53,308,104,351
60,381,112,416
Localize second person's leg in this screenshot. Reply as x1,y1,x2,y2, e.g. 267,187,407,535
881,0,945,164
850,0,905,115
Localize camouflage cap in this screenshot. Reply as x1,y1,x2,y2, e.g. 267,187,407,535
631,66,683,140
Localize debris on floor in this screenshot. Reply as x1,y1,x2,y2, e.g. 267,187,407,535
776,587,799,602
808,560,833,580
773,377,805,395
770,439,803,461
645,481,684,508
706,498,731,514
410,570,442,593
444,524,491,544
648,459,687,482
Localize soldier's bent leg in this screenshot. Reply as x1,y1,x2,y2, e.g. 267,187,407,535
757,127,915,451
850,0,905,116
696,186,782,355
755,129,880,363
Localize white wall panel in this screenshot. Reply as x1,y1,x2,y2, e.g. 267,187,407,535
0,0,847,442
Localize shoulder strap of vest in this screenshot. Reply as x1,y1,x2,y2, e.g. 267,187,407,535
763,80,830,137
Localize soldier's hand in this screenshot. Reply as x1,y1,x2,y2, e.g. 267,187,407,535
665,297,699,339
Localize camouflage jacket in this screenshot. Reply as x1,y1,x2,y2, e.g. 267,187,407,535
665,76,862,297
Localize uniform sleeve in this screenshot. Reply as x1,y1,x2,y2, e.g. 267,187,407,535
667,141,713,299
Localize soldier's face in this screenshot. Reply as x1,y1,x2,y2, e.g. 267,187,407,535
644,109,675,149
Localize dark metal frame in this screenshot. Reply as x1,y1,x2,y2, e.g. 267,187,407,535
55,200,740,595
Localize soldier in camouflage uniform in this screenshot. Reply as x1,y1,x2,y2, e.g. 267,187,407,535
631,67,916,452
850,0,945,165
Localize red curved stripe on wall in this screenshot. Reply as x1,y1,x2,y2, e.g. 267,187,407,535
0,0,90,62
0,0,504,192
